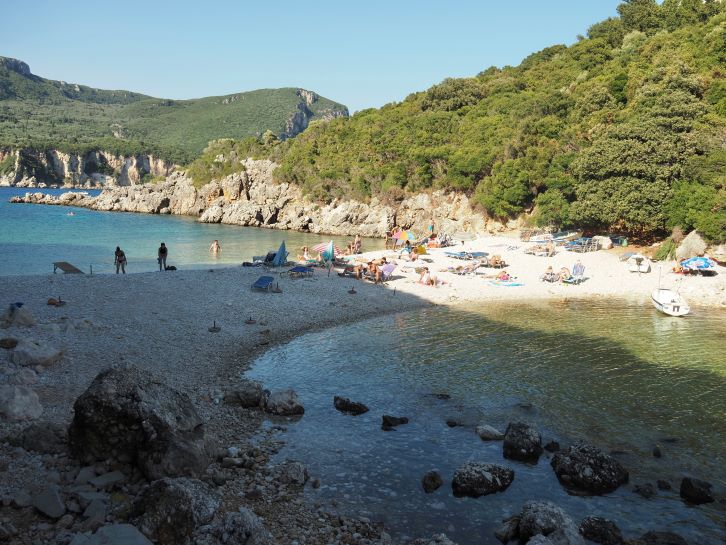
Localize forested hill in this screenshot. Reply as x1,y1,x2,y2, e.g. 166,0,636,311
263,0,724,241
0,57,348,164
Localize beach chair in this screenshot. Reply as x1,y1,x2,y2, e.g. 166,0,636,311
380,263,396,282
251,276,274,291
287,266,313,278
563,266,586,285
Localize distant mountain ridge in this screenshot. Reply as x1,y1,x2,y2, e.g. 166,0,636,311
0,56,348,163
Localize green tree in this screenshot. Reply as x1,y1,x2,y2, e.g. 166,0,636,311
617,0,662,34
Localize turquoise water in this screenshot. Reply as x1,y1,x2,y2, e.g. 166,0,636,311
249,301,726,544
0,187,383,276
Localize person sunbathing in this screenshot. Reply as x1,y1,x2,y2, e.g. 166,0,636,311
496,270,511,281
297,246,312,261
559,267,571,282
541,265,557,282
418,267,437,286
490,255,504,268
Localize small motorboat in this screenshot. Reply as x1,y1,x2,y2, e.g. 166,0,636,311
552,230,582,243
627,253,651,273
651,288,690,317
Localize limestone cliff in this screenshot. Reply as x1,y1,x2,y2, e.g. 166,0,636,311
11,159,509,237
0,148,174,188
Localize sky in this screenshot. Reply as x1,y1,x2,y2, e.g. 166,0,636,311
2,1,623,112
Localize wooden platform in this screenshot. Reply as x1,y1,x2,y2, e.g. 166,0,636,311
53,261,84,274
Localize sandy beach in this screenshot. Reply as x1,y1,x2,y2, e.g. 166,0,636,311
0,237,723,543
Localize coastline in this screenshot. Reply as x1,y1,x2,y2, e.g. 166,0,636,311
1,240,724,543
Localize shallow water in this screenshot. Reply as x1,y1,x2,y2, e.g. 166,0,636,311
0,187,382,276
248,301,726,544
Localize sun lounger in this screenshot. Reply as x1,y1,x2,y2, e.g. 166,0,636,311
380,263,396,281
251,276,274,291
287,266,314,278
53,261,84,274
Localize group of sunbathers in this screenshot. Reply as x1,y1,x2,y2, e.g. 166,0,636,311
541,260,585,283
341,256,390,283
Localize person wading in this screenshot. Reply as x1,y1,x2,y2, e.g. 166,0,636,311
114,246,127,274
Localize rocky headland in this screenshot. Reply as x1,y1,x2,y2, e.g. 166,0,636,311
9,159,506,237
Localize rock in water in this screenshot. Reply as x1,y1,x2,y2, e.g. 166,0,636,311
422,470,444,493
10,339,62,367
265,389,304,416
640,532,689,545
476,424,504,441
451,462,514,498
578,516,624,545
518,501,585,545
382,414,409,430
132,478,219,545
0,385,43,421
68,365,209,480
0,337,18,349
503,422,542,462
551,442,628,494
679,477,713,504
333,395,369,415
274,461,308,485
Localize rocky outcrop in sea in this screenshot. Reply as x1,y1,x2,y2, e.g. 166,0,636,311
9,159,508,237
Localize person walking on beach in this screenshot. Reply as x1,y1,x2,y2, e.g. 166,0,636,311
158,242,168,271
114,246,127,274
209,239,221,255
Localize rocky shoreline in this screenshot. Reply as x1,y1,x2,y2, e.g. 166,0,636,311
8,159,507,238
0,267,721,545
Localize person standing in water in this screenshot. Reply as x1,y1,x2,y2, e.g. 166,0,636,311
158,242,168,271
209,239,221,255
114,246,127,274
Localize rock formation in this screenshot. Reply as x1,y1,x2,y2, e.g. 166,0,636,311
11,159,505,237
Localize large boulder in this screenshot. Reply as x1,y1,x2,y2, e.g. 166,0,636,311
503,422,543,463
679,477,713,505
422,470,444,493
10,338,62,367
265,389,304,416
578,516,623,545
676,231,707,260
132,478,219,545
451,462,514,498
223,379,264,408
551,442,628,494
68,365,209,479
0,385,42,420
476,424,504,441
518,501,585,545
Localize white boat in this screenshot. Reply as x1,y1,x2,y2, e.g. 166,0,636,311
627,253,651,273
552,230,582,243
651,288,690,317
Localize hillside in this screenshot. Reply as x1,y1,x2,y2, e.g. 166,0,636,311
0,57,348,164
256,0,723,241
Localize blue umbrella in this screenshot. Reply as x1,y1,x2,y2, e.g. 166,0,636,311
681,257,715,270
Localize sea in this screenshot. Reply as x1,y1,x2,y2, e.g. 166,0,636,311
0,187,383,276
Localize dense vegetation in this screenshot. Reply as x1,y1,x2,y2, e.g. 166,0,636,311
263,0,724,241
0,58,347,165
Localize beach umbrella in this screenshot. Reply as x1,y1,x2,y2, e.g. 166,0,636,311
681,256,715,270
393,230,416,241
271,241,287,267
312,241,343,257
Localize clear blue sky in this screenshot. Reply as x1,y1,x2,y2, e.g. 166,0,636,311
2,1,622,112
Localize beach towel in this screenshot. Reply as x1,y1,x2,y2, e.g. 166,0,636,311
487,280,524,287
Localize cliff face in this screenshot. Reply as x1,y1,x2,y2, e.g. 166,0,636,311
13,159,510,237
0,148,174,188
281,89,349,139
